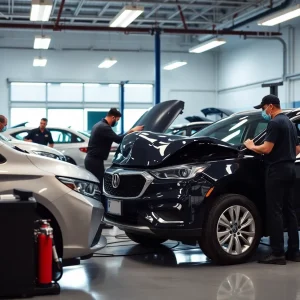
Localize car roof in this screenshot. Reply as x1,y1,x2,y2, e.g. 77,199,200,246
231,109,292,117
7,126,81,132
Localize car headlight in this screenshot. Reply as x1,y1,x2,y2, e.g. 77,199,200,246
150,165,208,180
57,177,101,200
32,150,65,161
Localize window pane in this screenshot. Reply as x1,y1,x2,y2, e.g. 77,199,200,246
11,82,46,102
49,130,72,143
48,109,84,131
10,108,47,127
124,84,153,103
124,109,148,132
48,83,83,102
254,121,268,137
84,84,119,102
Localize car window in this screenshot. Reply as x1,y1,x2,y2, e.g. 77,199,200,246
190,126,207,135
194,114,262,146
253,121,268,137
49,130,84,144
11,131,30,140
291,121,300,143
172,129,187,136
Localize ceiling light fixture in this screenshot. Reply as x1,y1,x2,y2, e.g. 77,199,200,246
258,4,300,26
189,38,226,54
30,0,53,22
34,35,51,49
33,57,47,67
109,5,144,28
163,61,187,70
98,58,118,69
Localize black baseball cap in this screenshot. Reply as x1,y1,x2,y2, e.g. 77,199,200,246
254,94,280,109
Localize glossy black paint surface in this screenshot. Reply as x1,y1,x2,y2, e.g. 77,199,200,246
113,132,239,167
104,108,300,241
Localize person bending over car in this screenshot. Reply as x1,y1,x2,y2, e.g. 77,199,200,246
85,108,143,190
244,94,300,265
24,118,54,148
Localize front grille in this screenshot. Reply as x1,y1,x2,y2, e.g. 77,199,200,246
104,173,146,198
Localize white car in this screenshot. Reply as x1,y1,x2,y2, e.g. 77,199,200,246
0,139,106,260
0,133,66,161
4,127,117,168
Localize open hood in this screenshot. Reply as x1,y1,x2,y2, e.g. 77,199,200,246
131,100,184,133
113,131,240,168
201,108,233,118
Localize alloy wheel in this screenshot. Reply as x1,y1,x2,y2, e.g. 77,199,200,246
217,205,255,255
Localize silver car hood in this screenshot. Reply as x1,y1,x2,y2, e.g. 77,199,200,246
27,154,99,183
10,140,64,156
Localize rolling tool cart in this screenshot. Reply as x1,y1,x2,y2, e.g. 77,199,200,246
0,189,61,298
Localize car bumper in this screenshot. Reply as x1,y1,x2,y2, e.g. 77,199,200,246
104,216,202,238
52,191,107,259
103,173,213,240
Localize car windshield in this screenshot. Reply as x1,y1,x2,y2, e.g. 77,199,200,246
193,113,265,146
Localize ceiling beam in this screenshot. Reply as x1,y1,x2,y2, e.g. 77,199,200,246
51,0,58,16
5,13,220,25
0,22,282,37
54,0,65,30
93,2,110,24
85,0,259,7
74,0,85,16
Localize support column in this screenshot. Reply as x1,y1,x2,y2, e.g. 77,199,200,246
154,29,161,104
120,82,125,134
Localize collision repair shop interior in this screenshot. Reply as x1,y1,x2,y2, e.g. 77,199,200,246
1,0,300,299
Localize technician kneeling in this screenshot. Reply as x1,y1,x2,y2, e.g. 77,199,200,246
244,94,300,265
85,108,143,190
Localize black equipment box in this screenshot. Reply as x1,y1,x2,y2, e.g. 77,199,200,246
0,189,36,298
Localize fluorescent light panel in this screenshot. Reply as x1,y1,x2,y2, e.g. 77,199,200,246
258,4,300,26
189,38,226,53
34,35,51,49
109,5,144,28
163,61,187,70
98,58,117,69
30,0,53,21
33,57,47,67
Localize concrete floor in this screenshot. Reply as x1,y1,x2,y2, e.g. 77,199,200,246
33,228,300,300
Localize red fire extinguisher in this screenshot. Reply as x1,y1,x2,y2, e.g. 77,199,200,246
36,220,58,286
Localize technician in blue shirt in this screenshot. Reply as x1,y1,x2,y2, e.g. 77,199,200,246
24,118,54,148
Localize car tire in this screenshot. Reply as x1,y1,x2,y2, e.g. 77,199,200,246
125,232,167,247
199,194,262,265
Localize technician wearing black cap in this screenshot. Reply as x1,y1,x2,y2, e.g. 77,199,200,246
244,94,300,265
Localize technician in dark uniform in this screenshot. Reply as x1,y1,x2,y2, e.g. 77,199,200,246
85,108,143,190
244,94,300,264
24,118,54,147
